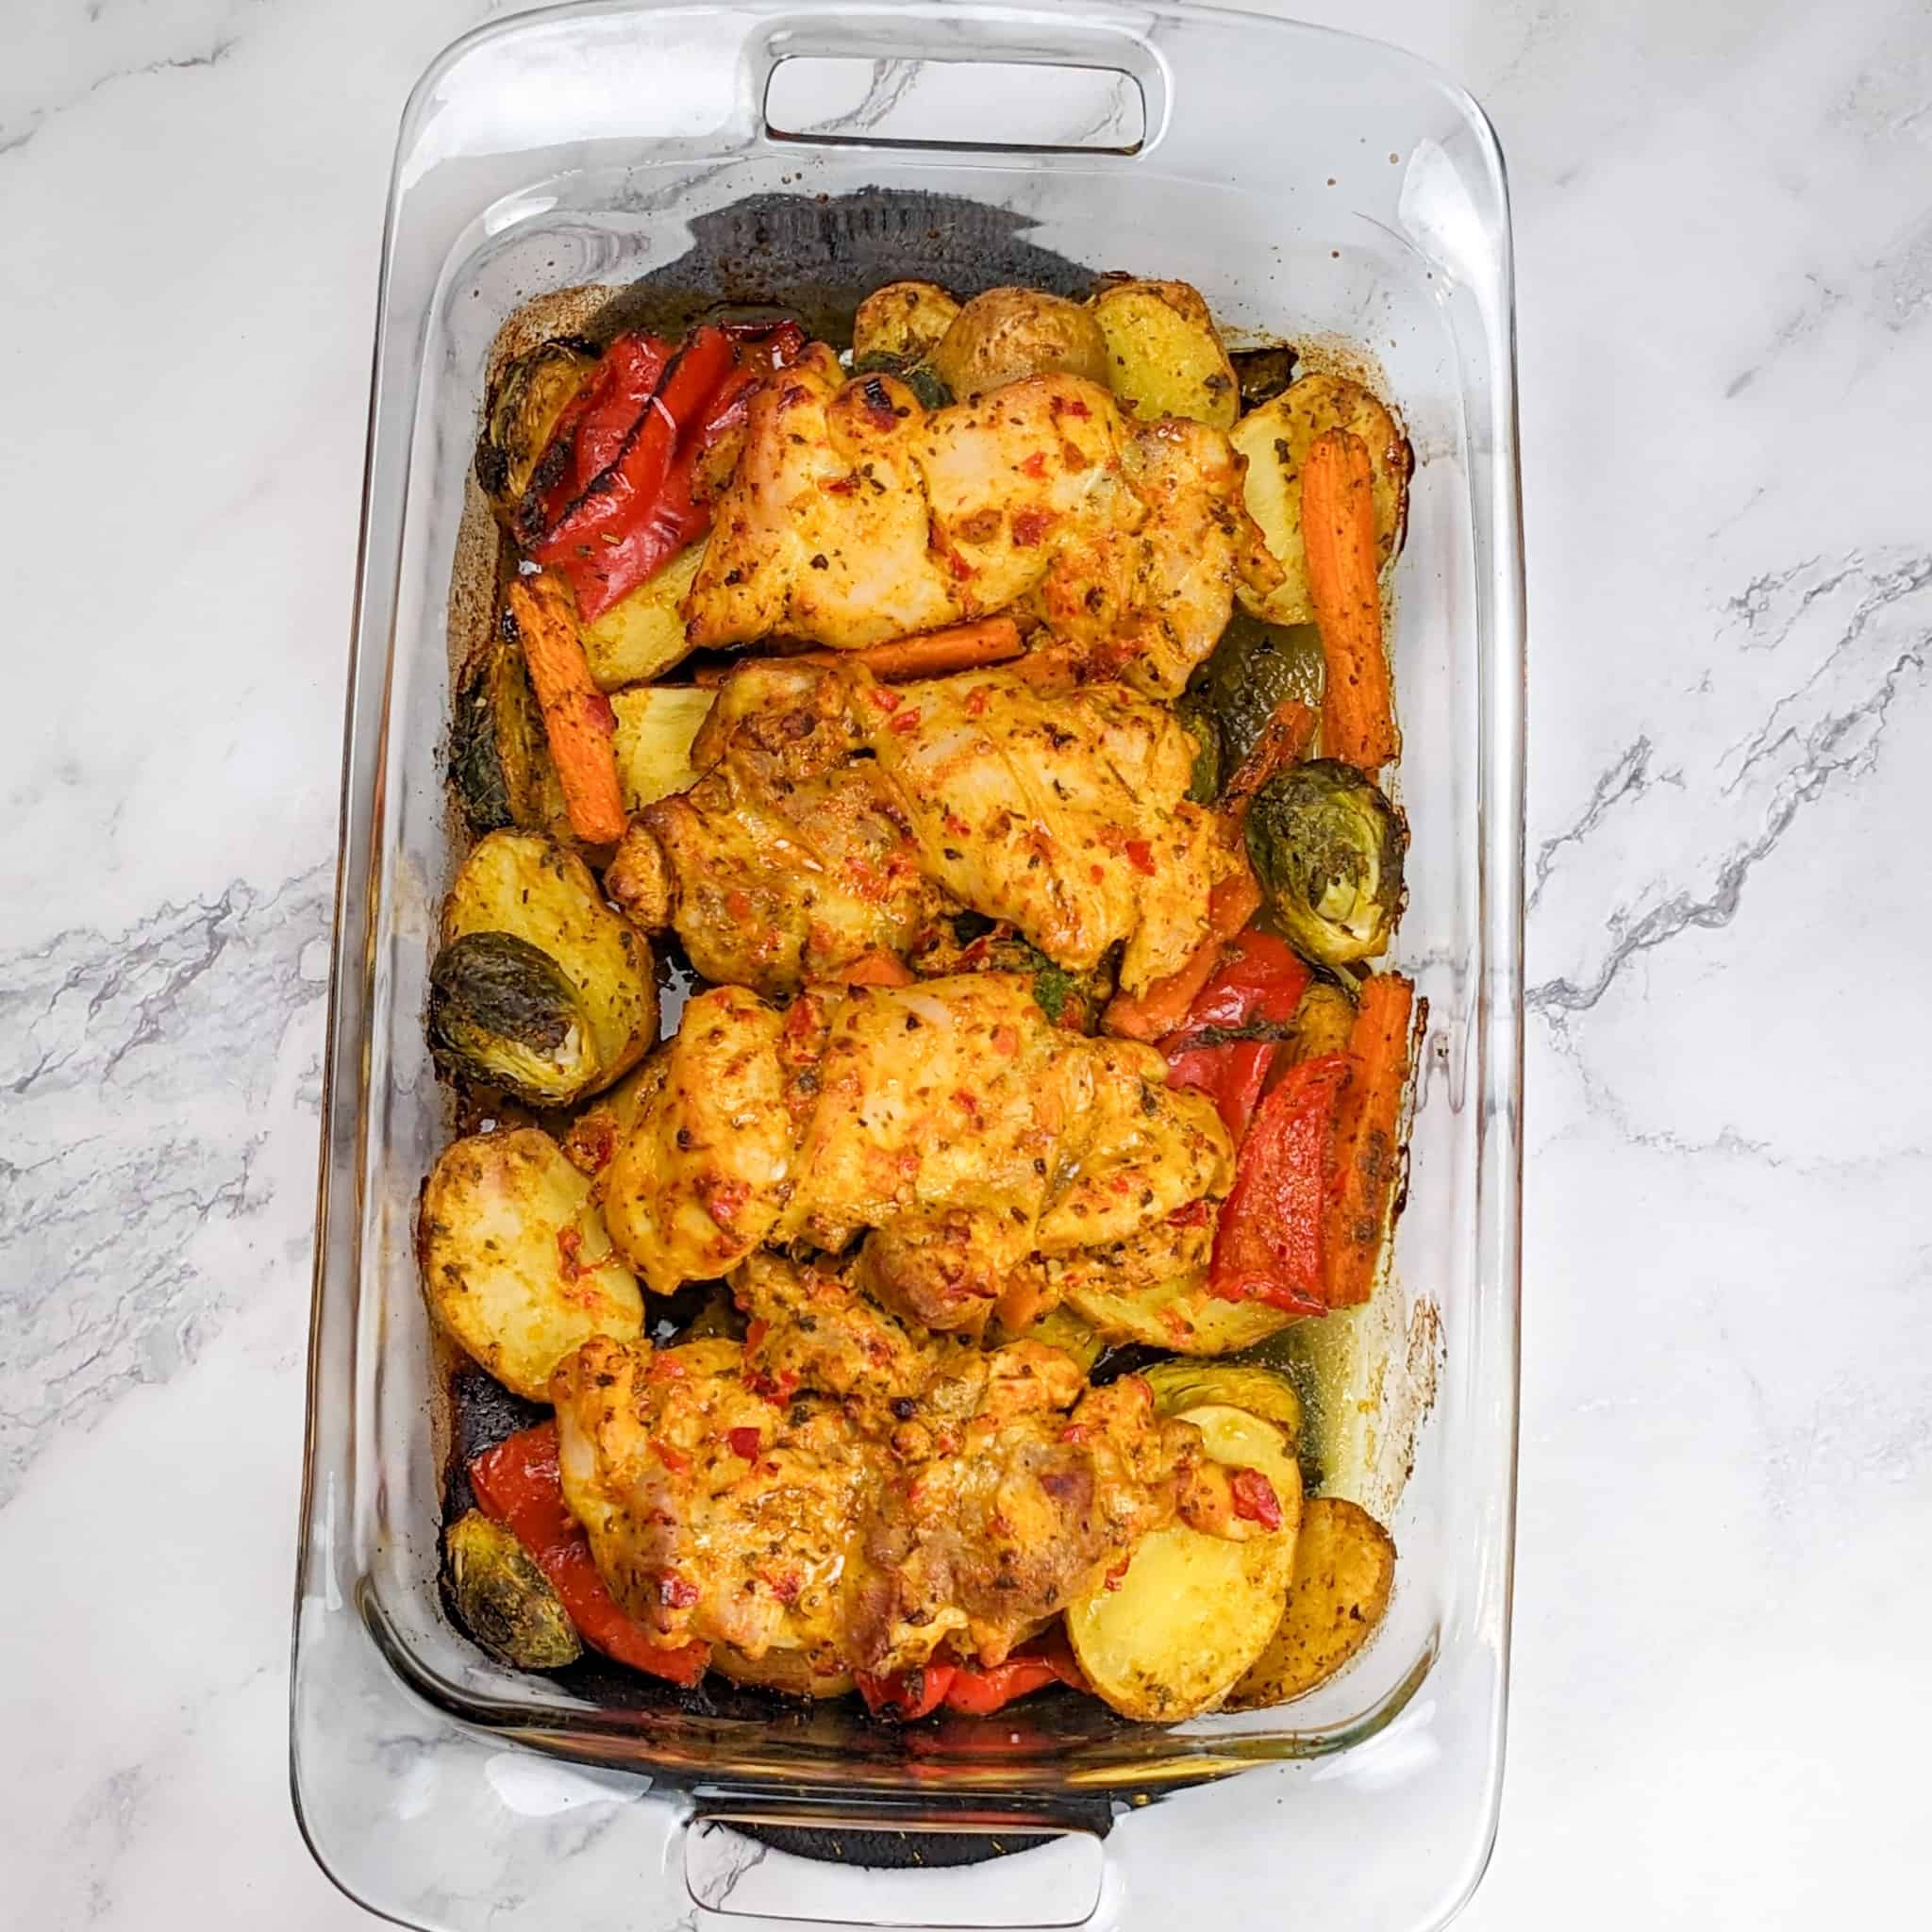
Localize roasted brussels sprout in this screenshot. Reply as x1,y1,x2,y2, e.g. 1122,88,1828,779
444,1508,583,1669
449,625,572,841
1230,343,1298,411
1174,687,1224,805
1200,613,1325,771
1244,761,1407,967
475,337,600,535
1064,1271,1297,1356
430,830,658,1105
1286,979,1357,1061
1090,278,1239,428
930,288,1111,399
1139,1359,1303,1441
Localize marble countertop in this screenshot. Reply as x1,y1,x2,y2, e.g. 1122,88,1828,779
4,0,1927,1924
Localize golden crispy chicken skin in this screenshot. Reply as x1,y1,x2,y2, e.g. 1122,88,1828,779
552,1325,1208,1677
681,346,1277,695
596,974,1232,1326
607,658,1224,997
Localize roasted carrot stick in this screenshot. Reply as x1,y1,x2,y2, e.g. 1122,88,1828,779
508,574,628,845
1322,972,1416,1307
1303,428,1398,771
693,617,1024,688
1104,864,1264,1042
1223,696,1318,812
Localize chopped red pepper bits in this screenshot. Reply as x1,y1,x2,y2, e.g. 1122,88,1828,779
1229,1466,1284,1531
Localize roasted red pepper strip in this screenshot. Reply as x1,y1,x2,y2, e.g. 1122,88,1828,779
1165,1037,1279,1143
469,1423,710,1685
1208,1052,1352,1312
942,1631,1088,1715
561,333,674,507
854,1662,958,1722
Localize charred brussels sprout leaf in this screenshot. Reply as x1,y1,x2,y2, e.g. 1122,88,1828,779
475,338,600,533
1230,343,1299,412
1174,687,1224,804
444,1509,582,1669
429,933,583,1094
1245,761,1407,967
1202,613,1325,771
849,349,953,411
449,625,569,841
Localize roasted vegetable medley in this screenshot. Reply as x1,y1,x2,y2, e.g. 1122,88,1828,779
423,275,1419,1724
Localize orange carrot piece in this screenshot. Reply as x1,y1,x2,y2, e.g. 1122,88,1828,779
1223,697,1318,812
691,618,1024,690
1104,864,1264,1042
1303,428,1398,771
1322,973,1416,1307
835,949,917,988
508,575,628,844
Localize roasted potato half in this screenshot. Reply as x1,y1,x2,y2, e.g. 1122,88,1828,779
1229,1497,1396,1707
1139,1360,1303,1441
1091,279,1240,428
851,279,962,366
610,684,713,812
430,830,657,1107
1231,373,1411,625
421,1127,644,1400
929,288,1111,398
443,1507,583,1669
575,542,706,691
1068,1403,1301,1721
712,1643,855,1701
1064,1271,1299,1357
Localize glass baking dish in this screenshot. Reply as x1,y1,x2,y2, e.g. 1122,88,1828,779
291,3,1524,1926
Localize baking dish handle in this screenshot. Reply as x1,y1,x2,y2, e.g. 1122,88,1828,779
682,1794,1118,1927
749,2,1169,154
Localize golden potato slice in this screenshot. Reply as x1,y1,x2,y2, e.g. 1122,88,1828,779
1064,1272,1297,1356
852,279,961,365
930,288,1111,398
609,685,713,812
1091,279,1239,428
575,543,705,691
420,1128,644,1401
1139,1359,1303,1441
1230,374,1410,625
1229,1497,1396,1708
1067,1403,1301,1721
711,1643,855,1701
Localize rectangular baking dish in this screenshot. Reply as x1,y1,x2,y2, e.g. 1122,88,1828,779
291,4,1524,1927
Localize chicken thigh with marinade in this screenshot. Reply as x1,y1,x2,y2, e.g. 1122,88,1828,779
606,658,1228,997
596,973,1233,1331
679,346,1279,696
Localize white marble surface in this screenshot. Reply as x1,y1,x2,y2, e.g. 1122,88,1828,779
3,0,1929,1923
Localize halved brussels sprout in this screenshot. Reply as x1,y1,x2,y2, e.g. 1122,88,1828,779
1138,1360,1303,1441
848,351,953,411
449,625,571,842
1244,761,1407,967
1200,613,1325,773
430,830,657,1106
1174,687,1224,805
1286,979,1357,1062
444,1508,582,1669
475,337,600,535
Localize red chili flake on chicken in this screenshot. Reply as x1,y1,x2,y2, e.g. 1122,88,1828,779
725,889,754,921
556,1226,586,1279
825,474,859,495
658,1573,700,1608
953,1089,983,1124
744,1318,771,1350
1166,1197,1216,1229
727,1426,762,1461
1089,864,1105,884
867,684,902,711
991,1024,1019,1058
1104,1555,1131,1591
572,1117,617,1174
887,708,923,735
701,1175,754,1233
763,1570,803,1604
1019,450,1048,478
1125,839,1157,875
1011,508,1052,548
1230,1468,1283,1532
653,1441,692,1476
965,687,989,718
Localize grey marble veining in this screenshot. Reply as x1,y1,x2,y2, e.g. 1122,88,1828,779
2,0,1928,1925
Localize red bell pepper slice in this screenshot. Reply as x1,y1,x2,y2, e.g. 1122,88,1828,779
558,332,674,508
1164,1036,1279,1143
942,1632,1089,1715
469,1423,710,1685
854,1662,958,1722
1166,928,1311,1046
1208,1051,1352,1313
